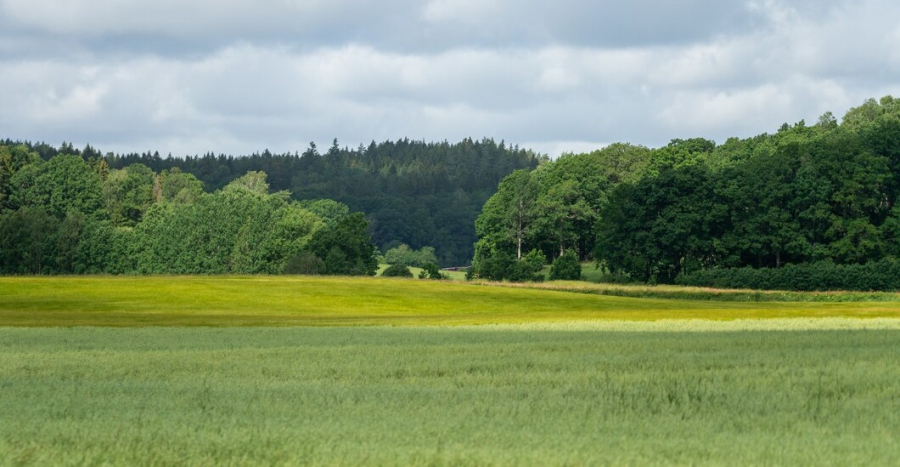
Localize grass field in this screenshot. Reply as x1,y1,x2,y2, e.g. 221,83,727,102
3,276,900,327
2,324,899,466
2,276,900,465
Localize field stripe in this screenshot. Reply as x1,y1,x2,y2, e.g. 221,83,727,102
3,276,900,327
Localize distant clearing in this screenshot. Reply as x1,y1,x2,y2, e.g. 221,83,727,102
2,276,900,327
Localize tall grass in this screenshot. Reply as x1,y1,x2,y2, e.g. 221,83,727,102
1,325,899,465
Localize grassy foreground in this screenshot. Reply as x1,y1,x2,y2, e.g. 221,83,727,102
3,276,900,326
1,325,899,466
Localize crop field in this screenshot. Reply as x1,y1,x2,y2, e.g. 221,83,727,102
2,277,900,465
2,324,900,466
3,276,900,326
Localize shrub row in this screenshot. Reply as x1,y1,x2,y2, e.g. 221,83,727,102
675,260,900,291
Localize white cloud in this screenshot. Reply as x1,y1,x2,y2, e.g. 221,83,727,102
1,0,899,155
524,141,611,159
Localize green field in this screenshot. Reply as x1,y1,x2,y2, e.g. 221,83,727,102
2,277,900,465
2,324,900,466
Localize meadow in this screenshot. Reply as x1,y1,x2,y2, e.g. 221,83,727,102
3,276,900,327
2,277,900,465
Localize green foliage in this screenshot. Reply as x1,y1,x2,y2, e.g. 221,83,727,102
8,154,104,219
225,170,269,194
0,138,536,271
282,251,325,275
476,169,540,261
383,244,439,268
596,164,721,283
0,207,59,274
306,212,378,276
382,263,414,278
463,95,900,289
0,144,40,212
471,245,546,282
132,173,323,275
650,138,716,173
298,199,350,227
103,164,155,226
470,240,514,281
98,138,542,266
549,251,582,281
507,249,546,282
587,143,653,185
417,262,445,280
159,168,203,204
676,259,900,292
476,152,613,265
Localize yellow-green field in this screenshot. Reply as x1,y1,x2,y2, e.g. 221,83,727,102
2,276,900,327
2,276,900,466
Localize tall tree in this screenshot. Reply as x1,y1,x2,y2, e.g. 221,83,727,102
475,169,539,260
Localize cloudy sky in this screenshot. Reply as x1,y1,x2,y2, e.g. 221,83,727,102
1,0,899,157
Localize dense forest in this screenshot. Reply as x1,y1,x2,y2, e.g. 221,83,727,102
0,137,540,274
97,138,542,266
6,96,900,289
0,150,380,276
473,96,900,290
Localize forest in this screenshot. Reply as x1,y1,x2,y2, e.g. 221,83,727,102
0,137,539,274
102,138,542,267
473,96,900,290
4,96,900,289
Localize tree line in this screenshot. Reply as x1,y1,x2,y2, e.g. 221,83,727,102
0,148,377,275
8,96,900,289
473,96,900,289
84,137,542,266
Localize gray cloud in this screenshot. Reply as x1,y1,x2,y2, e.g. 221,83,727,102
0,0,766,57
1,0,899,157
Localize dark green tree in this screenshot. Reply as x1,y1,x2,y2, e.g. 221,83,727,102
0,207,59,274
306,212,378,276
549,251,581,281
382,263,414,277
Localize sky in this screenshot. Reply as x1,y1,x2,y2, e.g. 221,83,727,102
1,0,899,158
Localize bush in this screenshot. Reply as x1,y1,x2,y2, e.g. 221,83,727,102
549,252,582,281
472,251,514,281
381,263,414,278
384,244,439,268
507,249,546,282
675,259,900,291
418,262,446,280
465,266,475,281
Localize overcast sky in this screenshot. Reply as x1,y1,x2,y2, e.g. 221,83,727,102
1,0,899,157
